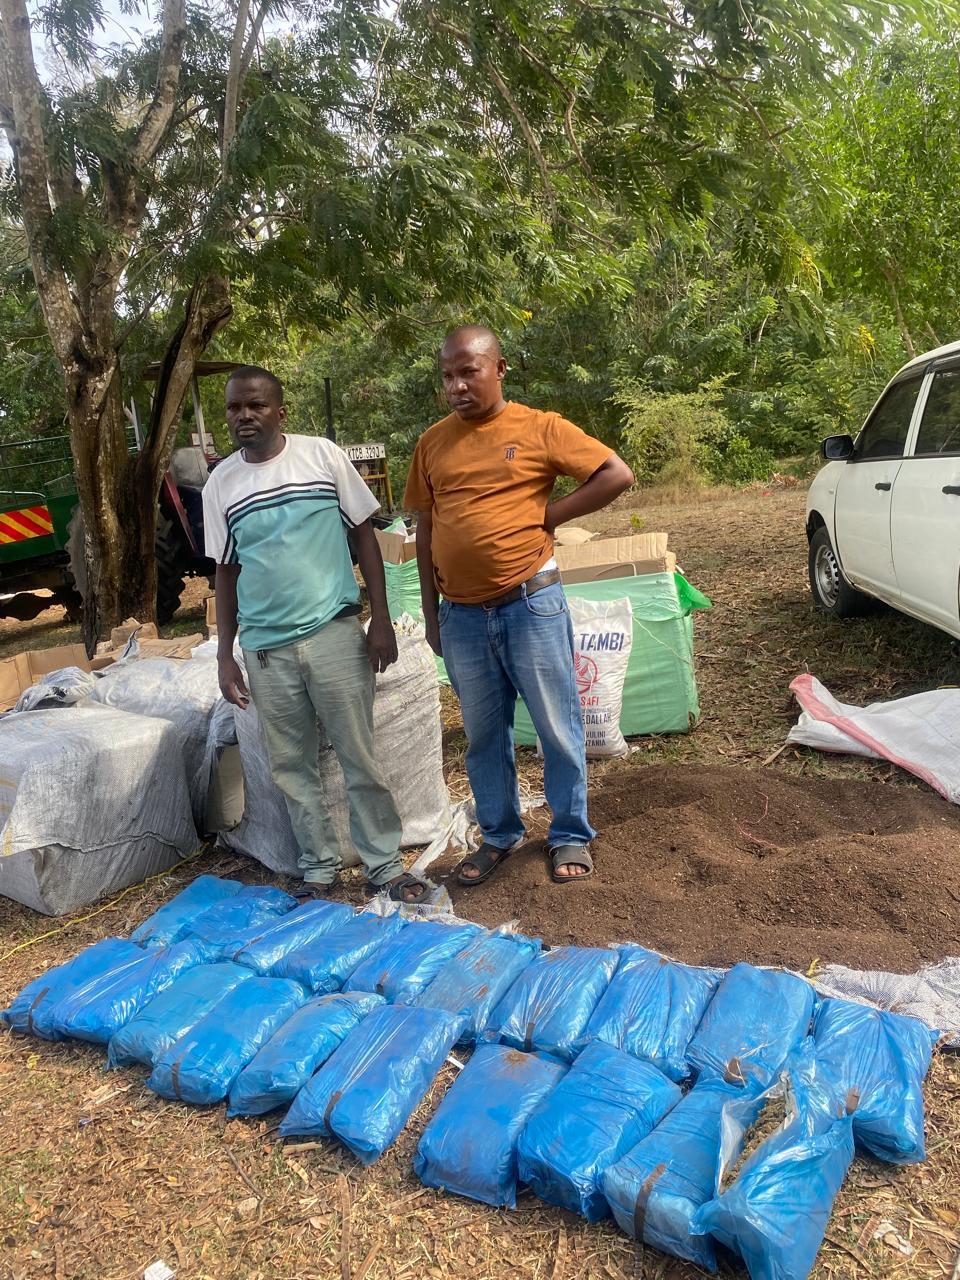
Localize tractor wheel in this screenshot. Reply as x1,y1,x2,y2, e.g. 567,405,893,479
154,511,187,624
67,507,187,626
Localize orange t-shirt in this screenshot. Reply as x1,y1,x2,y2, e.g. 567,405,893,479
403,401,612,604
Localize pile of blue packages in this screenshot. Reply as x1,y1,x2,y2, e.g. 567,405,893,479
583,946,720,1081
273,912,404,993
148,976,308,1104
602,1076,762,1269
344,920,481,1004
108,962,254,1068
280,1004,464,1163
232,900,355,972
485,946,619,1061
813,996,936,1164
227,991,384,1117
416,930,541,1043
131,875,243,947
686,963,816,1086
47,940,210,1045
518,1041,682,1221
415,1043,567,1208
2,938,142,1038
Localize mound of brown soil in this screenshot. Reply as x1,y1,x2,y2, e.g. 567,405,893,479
445,764,960,972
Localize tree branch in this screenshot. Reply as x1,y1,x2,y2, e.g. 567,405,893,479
240,0,272,81
222,0,252,165
132,0,188,169
0,0,80,367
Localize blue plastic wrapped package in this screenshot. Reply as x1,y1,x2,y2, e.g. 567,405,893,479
147,977,308,1104
107,962,254,1068
232,899,356,972
1,939,142,1039
417,930,541,1043
686,964,815,1087
813,997,935,1164
48,940,210,1045
694,1075,855,1280
227,991,385,1117
279,1005,464,1162
273,912,405,994
345,920,481,1004
518,1042,682,1221
185,884,298,958
583,946,720,1081
131,874,243,947
414,1044,567,1208
485,946,618,1061
602,1077,762,1269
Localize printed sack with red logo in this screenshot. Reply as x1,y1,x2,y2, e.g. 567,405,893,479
569,595,633,757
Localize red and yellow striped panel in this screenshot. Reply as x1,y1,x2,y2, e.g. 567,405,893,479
0,504,55,544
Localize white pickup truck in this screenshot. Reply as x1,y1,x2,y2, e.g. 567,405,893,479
806,339,960,639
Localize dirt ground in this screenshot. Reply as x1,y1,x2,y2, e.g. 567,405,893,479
2,486,960,1280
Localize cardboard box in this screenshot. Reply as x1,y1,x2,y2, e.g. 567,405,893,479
375,527,417,565
110,618,159,647
0,644,93,713
553,525,596,546
205,594,217,635
555,531,676,582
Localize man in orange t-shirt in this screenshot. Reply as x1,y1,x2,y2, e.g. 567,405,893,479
404,325,633,885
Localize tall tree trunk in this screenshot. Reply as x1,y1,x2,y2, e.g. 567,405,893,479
67,277,231,654
881,262,916,360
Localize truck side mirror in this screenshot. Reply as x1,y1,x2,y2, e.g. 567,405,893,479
821,434,854,461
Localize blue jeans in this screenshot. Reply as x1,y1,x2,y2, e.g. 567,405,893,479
439,581,594,849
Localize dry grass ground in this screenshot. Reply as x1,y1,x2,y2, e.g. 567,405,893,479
1,486,959,1280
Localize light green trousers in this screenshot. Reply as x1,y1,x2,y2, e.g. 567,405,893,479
244,615,403,886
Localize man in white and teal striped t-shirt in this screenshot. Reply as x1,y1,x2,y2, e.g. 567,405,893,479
202,365,428,903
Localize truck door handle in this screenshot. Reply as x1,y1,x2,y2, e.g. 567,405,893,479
943,485,960,496
874,482,891,491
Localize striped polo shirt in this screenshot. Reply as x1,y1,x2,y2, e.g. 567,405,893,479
202,434,379,651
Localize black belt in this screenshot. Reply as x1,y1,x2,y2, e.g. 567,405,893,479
476,568,561,610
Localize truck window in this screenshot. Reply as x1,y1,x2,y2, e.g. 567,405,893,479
853,377,922,460
914,368,960,456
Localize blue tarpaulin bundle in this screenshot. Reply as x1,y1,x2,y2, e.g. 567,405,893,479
416,931,541,1043
47,940,210,1045
813,996,935,1164
694,1074,856,1280
485,946,619,1061
232,899,356,972
602,1076,762,1269
583,946,720,1082
131,875,243,947
344,920,481,1004
273,912,405,994
686,964,815,1087
185,885,298,958
148,976,308,1104
279,1004,464,1163
107,962,254,1068
2,938,142,1039
414,1044,567,1208
226,991,385,1117
518,1041,683,1221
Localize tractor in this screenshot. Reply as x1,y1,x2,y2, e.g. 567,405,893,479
0,362,393,625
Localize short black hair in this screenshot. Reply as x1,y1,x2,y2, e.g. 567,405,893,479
441,325,503,360
225,365,284,403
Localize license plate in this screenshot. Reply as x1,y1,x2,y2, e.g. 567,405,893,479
344,442,386,461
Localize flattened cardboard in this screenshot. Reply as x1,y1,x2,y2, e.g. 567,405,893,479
205,594,217,635
555,531,674,580
375,527,418,565
553,525,597,546
0,644,93,713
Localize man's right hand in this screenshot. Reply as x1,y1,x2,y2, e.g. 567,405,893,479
425,618,443,657
219,656,250,708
